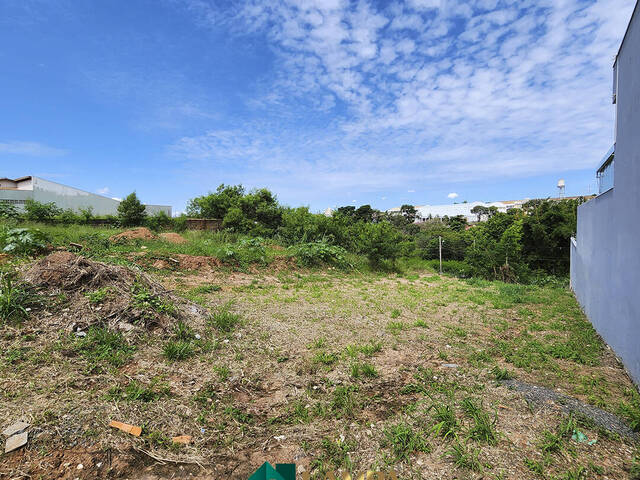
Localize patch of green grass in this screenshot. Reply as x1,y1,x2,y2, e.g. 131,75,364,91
173,320,196,341
618,388,640,432
630,449,640,480
390,308,401,318
107,379,170,402
523,457,546,475
72,326,135,371
131,280,176,316
84,286,114,304
556,466,587,480
382,422,431,463
213,365,230,381
491,366,513,381
309,337,327,349
386,321,407,334
0,272,39,324
462,398,499,445
313,351,339,366
445,325,468,338
430,402,460,439
447,441,483,472
209,305,241,332
538,430,563,453
324,385,359,418
350,361,379,379
312,437,354,476
163,340,195,361
191,284,222,294
413,319,429,328
359,341,382,356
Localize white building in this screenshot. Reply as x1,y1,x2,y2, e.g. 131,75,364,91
0,176,171,216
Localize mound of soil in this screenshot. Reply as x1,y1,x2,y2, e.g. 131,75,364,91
109,227,156,243
159,232,188,244
23,252,206,332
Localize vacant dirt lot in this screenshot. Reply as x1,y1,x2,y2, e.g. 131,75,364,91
1,255,639,479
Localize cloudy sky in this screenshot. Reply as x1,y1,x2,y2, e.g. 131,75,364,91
0,0,635,212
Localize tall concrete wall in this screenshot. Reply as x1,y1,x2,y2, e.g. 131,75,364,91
571,2,640,384
32,177,121,216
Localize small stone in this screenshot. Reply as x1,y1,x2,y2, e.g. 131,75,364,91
195,334,201,340
274,435,286,441
2,421,29,437
442,363,459,368
5,431,28,453
75,331,87,338
96,462,103,468
77,464,84,470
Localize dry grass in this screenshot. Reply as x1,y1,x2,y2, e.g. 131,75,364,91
0,261,638,479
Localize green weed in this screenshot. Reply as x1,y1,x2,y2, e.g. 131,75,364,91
163,340,195,361
209,305,241,332
108,379,170,402
382,422,431,463
73,327,135,371
447,441,483,472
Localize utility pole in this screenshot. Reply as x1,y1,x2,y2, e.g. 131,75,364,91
439,236,443,274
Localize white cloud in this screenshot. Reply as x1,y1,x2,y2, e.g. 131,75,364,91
408,189,415,193
172,0,636,202
96,187,110,195
0,141,67,156
447,192,459,199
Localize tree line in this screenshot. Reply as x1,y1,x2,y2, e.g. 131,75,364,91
1,184,586,281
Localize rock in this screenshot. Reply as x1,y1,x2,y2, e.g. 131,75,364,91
5,431,28,453
442,363,460,368
2,421,29,437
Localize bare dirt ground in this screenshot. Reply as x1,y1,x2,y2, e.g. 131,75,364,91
1,254,639,479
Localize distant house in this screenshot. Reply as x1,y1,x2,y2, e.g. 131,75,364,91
570,2,640,384
0,176,171,216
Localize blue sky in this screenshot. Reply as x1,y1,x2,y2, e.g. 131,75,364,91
0,0,635,213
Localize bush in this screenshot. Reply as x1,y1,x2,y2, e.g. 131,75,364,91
355,221,403,267
289,242,350,268
145,211,173,232
0,203,19,219
117,192,147,227
24,199,61,222
1,227,48,255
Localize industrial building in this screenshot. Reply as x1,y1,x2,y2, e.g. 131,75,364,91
0,176,171,216
571,2,640,384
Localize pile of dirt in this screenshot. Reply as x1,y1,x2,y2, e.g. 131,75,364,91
159,232,188,244
25,251,136,291
23,252,206,332
109,227,156,243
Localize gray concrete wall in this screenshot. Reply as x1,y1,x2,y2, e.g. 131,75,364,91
571,2,640,385
32,177,121,216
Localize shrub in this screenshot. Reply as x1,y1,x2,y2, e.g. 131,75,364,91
145,211,174,232
289,242,350,268
355,221,403,267
117,192,147,227
0,202,19,219
1,227,48,256
24,199,61,222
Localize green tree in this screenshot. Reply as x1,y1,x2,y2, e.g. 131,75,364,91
117,192,147,227
356,221,403,267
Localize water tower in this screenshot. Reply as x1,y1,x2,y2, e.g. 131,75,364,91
557,179,565,198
